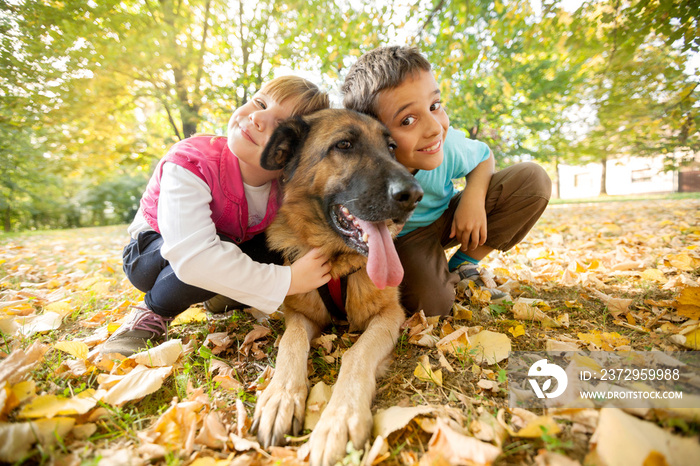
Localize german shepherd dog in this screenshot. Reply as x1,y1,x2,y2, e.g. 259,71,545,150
252,109,423,465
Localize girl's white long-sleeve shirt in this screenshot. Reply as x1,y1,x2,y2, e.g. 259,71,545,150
128,162,290,314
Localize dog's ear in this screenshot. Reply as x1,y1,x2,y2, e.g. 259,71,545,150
260,116,309,172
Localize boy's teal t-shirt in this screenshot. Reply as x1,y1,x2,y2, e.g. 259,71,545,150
399,126,490,236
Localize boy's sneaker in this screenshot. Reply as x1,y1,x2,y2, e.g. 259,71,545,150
203,295,246,314
100,303,173,357
456,264,508,303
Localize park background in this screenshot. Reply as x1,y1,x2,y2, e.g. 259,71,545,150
1,0,698,233
1,1,700,464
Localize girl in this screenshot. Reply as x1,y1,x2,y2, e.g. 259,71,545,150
101,76,332,356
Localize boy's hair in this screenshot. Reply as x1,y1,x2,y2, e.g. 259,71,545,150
262,75,330,116
341,46,432,118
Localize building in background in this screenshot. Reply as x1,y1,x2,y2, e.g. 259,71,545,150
556,153,700,199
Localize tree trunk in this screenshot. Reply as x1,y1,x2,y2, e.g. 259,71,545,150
554,157,561,200
3,207,10,232
600,157,608,195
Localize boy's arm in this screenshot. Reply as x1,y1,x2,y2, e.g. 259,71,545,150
450,150,495,250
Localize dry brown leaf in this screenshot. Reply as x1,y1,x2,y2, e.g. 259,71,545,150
372,405,434,438
311,334,337,354
0,417,75,463
469,410,508,446
436,326,470,357
512,298,561,327
587,409,700,466
138,397,205,454
202,332,233,355
0,342,49,385
423,417,501,466
240,324,272,356
129,339,184,367
15,311,64,337
194,411,229,449
100,365,173,407
304,381,333,431
587,289,633,319
545,339,580,351
534,450,582,466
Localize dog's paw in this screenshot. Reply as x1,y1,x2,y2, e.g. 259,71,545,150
304,400,373,466
252,377,307,448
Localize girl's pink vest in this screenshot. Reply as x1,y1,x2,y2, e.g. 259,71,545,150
140,136,280,244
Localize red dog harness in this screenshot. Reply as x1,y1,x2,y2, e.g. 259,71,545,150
317,276,348,322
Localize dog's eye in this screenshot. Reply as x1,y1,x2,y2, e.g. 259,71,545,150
336,140,352,150
388,142,397,153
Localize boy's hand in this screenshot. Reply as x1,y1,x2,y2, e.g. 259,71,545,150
287,248,332,296
450,201,487,251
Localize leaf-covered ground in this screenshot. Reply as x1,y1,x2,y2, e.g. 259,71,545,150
1,197,699,465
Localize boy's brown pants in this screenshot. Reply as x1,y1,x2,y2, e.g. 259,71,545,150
395,162,551,317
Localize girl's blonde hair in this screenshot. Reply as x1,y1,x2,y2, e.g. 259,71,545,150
261,75,330,117
197,76,329,141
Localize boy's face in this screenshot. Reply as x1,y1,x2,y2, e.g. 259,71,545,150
227,91,297,172
376,70,449,173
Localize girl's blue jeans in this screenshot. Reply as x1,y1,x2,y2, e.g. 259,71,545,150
122,230,283,317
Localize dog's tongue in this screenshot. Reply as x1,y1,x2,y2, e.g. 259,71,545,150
356,219,403,289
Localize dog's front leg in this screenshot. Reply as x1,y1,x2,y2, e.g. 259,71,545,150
305,307,404,466
253,310,320,447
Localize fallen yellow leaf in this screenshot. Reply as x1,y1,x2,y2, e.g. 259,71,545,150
54,341,89,360
373,405,434,438
436,327,470,358
508,325,525,338
664,253,700,272
589,408,700,465
171,306,206,326
674,287,700,320
0,418,75,463
44,301,74,316
640,268,667,284
414,355,442,387
18,389,98,419
578,331,630,350
512,415,561,438
469,330,511,365
99,365,173,407
424,417,501,465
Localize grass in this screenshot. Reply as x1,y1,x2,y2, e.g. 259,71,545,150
1,197,699,465
549,191,700,205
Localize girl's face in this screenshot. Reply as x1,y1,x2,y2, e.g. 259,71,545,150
227,91,297,184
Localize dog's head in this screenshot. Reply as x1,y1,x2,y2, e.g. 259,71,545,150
261,109,423,289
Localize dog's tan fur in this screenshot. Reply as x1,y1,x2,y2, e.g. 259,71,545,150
252,109,420,466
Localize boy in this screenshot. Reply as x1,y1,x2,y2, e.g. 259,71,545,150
342,46,551,317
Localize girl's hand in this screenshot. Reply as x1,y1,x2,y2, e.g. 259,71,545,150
287,248,332,296
450,200,487,251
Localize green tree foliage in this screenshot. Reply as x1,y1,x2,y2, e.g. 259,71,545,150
405,0,586,167
0,0,348,231
567,0,699,192
0,0,697,230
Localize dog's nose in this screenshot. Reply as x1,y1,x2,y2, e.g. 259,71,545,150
389,178,424,210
